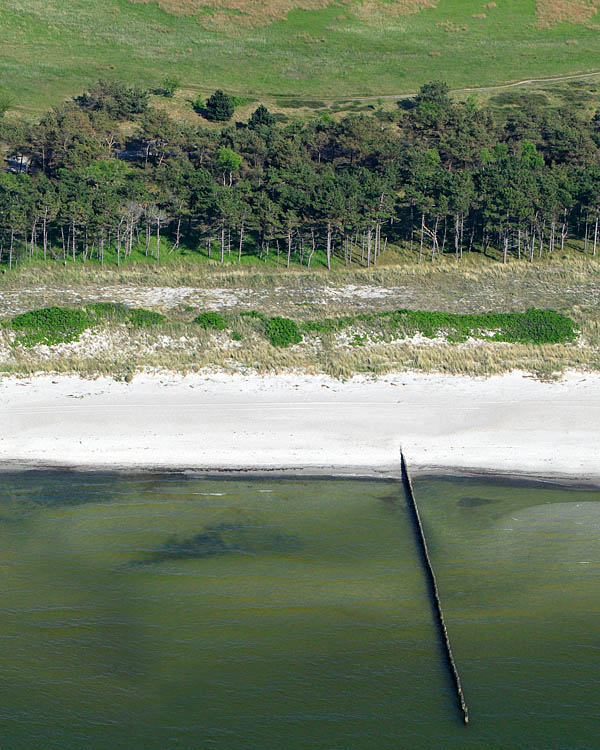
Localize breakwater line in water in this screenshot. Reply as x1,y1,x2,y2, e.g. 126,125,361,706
400,450,470,725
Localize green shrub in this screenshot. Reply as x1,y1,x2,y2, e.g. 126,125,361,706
490,91,549,108
161,76,180,98
127,308,166,327
0,91,14,117
10,303,167,347
194,311,229,330
264,317,302,347
350,333,366,347
370,308,578,344
86,303,165,327
302,317,350,333
74,80,148,119
231,95,255,107
280,99,326,109
490,308,578,344
85,302,130,321
301,308,577,345
11,307,92,346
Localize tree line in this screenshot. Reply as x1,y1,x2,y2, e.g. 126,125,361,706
1,79,600,270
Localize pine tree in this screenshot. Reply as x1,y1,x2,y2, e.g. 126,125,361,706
203,90,234,122
248,105,275,129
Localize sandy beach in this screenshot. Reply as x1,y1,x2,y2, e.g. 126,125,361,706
0,370,598,481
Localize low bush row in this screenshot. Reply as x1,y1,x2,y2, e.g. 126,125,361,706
9,303,166,346
5,305,578,349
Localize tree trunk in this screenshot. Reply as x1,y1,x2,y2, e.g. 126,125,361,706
440,216,447,255
170,217,182,254
33,221,39,260
42,214,48,261
454,213,460,259
431,216,439,261
307,228,316,268
238,222,244,264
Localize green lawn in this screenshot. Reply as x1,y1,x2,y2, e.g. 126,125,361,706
2,0,600,116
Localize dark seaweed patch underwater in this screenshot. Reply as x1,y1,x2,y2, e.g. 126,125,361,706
143,520,303,563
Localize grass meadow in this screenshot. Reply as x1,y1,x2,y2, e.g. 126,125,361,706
2,0,600,116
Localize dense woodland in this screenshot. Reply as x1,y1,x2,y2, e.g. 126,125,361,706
1,80,600,270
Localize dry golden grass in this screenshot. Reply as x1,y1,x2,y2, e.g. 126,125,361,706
536,0,600,28
129,0,438,28
1,316,597,380
351,0,437,23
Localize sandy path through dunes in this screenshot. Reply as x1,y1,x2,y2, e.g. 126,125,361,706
0,371,598,480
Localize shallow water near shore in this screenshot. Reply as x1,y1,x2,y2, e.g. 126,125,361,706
1,472,598,749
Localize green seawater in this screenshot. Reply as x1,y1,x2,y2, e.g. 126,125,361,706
0,472,598,749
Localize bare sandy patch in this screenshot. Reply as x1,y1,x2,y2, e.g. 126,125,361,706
536,0,600,28
129,0,438,28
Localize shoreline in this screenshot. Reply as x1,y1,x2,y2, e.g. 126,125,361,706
1,370,599,483
2,460,600,489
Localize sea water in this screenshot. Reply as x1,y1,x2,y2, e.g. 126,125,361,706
0,472,598,749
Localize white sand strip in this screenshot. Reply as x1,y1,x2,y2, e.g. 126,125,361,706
0,371,598,480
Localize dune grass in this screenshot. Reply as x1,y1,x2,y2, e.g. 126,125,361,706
1,256,597,379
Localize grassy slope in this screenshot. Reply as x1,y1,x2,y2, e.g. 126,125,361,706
2,0,600,116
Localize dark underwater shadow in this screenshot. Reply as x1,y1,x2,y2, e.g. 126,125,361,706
131,520,303,566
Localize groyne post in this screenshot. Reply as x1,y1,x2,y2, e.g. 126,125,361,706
400,449,470,725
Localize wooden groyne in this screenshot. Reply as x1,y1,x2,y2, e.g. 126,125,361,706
400,450,469,725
